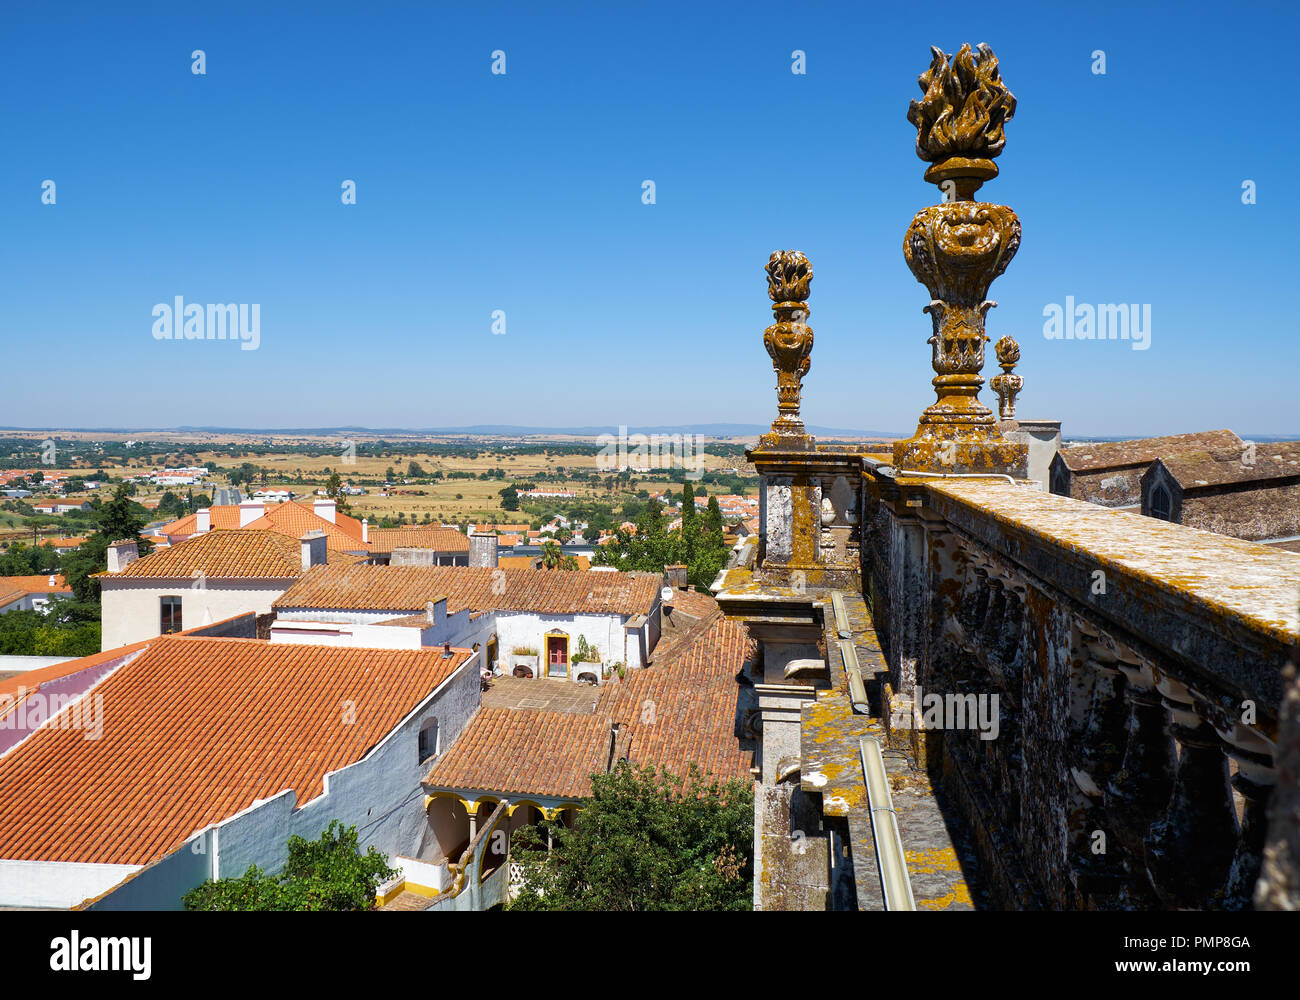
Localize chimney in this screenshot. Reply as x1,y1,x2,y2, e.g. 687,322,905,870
106,540,139,574
313,499,337,524
664,564,688,589
238,500,265,527
196,507,211,533
426,600,436,625
300,530,328,571
362,517,369,544
469,531,498,568
47,574,57,587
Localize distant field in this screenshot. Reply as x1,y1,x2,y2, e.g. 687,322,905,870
2,434,761,526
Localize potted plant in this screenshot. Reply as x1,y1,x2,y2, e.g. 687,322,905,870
511,645,539,678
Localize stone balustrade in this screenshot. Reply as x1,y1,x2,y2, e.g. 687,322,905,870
865,468,1299,909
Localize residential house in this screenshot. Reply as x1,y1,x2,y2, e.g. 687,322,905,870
0,630,478,909
0,574,72,614
272,563,663,679
94,529,333,649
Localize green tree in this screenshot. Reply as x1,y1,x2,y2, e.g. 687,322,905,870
324,472,353,515
508,762,752,911
182,821,396,911
61,483,153,603
500,485,520,511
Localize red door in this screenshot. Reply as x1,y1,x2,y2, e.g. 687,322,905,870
547,637,567,677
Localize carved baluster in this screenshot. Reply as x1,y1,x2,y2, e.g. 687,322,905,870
1144,677,1238,908
980,578,1006,652
956,561,979,633
1069,636,1128,897
1219,723,1275,910
1103,653,1175,908
996,583,1025,666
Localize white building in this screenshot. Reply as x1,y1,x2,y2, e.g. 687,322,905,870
95,530,330,649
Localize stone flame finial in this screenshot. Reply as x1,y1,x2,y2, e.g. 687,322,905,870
990,335,1023,420
908,42,1016,200
760,250,815,448
893,45,1027,477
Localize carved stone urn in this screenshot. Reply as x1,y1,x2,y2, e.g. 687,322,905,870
892,44,1028,477
760,250,815,450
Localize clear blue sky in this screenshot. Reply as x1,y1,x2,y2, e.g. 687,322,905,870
2,0,1295,437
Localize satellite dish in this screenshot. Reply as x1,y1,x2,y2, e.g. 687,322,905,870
661,587,674,602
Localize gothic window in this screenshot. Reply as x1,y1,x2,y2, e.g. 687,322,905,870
1150,483,1172,521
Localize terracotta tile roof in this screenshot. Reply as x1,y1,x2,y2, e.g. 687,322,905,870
0,636,473,865
1057,430,1242,472
39,537,88,549
0,584,27,610
242,501,367,552
423,615,752,800
0,641,151,703
0,574,71,597
95,529,305,580
159,502,366,550
157,508,241,535
424,708,612,800
367,526,469,555
599,615,753,782
275,564,660,618
662,586,721,622
1157,441,1300,489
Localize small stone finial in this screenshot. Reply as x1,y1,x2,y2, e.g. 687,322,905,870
760,250,815,446
766,250,813,304
990,335,1023,420
908,42,1016,199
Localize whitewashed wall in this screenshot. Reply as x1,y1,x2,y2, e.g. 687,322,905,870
100,578,293,649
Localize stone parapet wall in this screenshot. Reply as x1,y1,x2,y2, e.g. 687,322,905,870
863,470,1300,909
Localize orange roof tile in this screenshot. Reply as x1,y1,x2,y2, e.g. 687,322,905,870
367,526,469,555
423,615,751,800
158,501,366,549
0,574,71,597
39,537,88,549
241,501,366,552
95,529,305,580
424,708,612,800
274,564,659,618
0,636,473,865
598,616,752,782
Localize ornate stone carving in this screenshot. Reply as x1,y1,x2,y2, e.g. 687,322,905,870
893,44,1027,477
990,336,1024,420
908,42,1016,199
761,250,815,447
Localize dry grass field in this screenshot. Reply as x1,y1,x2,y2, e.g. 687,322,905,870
1,432,763,527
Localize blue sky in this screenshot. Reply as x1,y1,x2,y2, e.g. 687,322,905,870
1,0,1295,437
